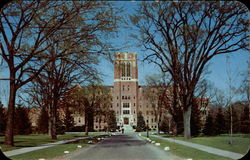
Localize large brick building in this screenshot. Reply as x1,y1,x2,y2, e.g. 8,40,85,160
75,52,161,131
29,52,209,132
111,52,139,131
93,52,209,131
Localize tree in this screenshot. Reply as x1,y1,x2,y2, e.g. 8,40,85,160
0,102,6,133
144,73,172,134
130,1,249,139
159,115,171,133
64,106,75,132
203,112,214,136
1,0,121,145
214,107,226,135
136,111,146,132
239,61,250,119
191,99,202,137
75,84,112,135
37,106,48,134
106,110,117,132
14,105,32,135
240,105,250,133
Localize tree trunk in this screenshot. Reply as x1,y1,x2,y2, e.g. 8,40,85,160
183,105,192,139
51,99,57,140
230,106,233,144
172,121,177,136
85,109,89,136
85,118,89,136
48,104,52,136
4,79,16,146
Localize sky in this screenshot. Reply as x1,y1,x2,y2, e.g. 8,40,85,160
97,1,249,100
0,1,249,106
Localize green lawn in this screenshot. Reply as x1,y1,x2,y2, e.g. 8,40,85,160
169,134,250,155
0,133,87,152
144,136,232,160
9,135,109,160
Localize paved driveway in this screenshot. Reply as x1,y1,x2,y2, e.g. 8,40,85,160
63,133,182,160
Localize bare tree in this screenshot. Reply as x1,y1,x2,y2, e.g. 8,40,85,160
239,60,250,119
130,1,249,138
75,84,112,135
144,73,172,134
1,1,120,145
213,56,240,144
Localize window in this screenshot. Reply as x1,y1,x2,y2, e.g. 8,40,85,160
127,62,131,77
79,118,81,123
121,63,125,77
134,103,135,106
151,118,154,123
128,96,130,99
134,96,135,99
123,85,125,91
117,103,119,107
128,85,130,91
123,103,129,108
123,110,130,114
122,96,124,99
146,111,149,115
117,96,119,99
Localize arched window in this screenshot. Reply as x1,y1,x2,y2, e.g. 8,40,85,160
127,62,131,77
121,63,125,77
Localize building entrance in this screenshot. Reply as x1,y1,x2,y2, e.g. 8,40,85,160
124,117,129,125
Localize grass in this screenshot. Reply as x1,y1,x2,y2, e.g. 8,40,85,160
0,133,87,152
143,136,232,160
9,134,109,160
168,134,250,155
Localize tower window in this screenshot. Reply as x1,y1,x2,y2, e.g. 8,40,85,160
123,103,129,108
127,62,131,77
121,63,125,77
123,110,130,114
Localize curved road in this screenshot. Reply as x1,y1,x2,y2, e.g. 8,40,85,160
63,133,183,160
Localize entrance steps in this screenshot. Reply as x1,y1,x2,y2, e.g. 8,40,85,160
124,125,134,132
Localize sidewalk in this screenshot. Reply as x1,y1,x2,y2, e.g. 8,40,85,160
3,136,91,157
152,135,244,160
